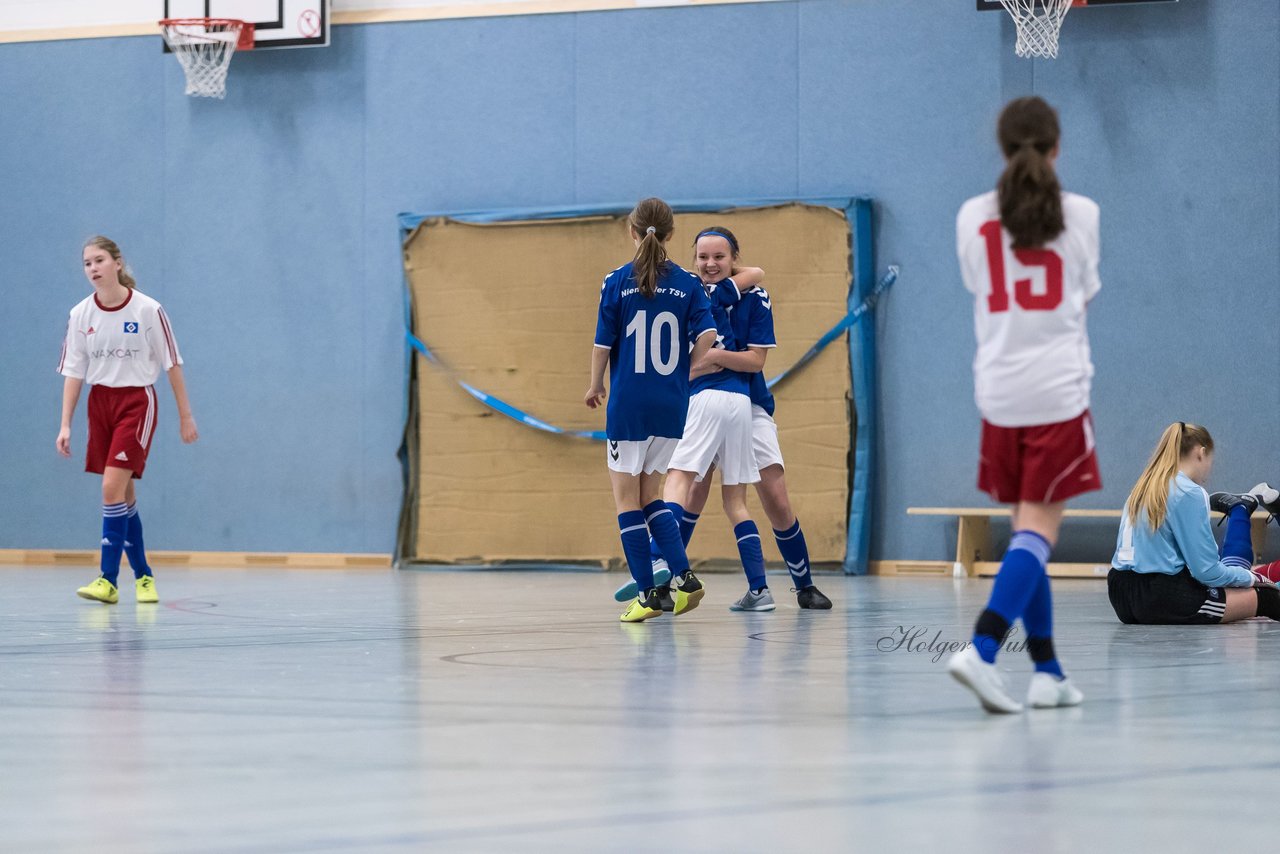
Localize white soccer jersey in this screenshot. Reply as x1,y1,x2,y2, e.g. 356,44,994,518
956,190,1101,428
58,289,182,387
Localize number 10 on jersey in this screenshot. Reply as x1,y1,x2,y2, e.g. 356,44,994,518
625,310,679,376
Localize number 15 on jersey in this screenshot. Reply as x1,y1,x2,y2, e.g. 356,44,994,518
980,220,1063,313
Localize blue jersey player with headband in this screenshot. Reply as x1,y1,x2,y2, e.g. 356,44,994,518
586,197,718,623
686,227,832,610
658,227,777,612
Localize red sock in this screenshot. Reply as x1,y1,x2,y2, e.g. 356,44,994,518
1258,560,1280,583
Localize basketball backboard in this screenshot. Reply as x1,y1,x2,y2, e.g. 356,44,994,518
162,1,328,49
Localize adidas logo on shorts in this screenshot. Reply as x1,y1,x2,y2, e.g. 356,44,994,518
115,451,129,461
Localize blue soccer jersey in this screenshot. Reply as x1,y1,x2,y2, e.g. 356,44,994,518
716,281,778,415
594,261,716,441
689,282,750,398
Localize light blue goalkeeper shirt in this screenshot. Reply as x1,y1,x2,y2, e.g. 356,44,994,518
1111,472,1255,588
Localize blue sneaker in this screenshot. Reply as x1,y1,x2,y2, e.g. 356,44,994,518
613,560,672,602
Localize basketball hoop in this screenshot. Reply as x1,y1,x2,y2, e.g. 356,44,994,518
159,18,255,99
996,0,1075,59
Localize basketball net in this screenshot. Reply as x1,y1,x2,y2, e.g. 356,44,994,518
997,0,1075,59
159,19,254,99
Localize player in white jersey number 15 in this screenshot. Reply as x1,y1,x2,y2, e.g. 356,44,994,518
947,97,1099,714
57,236,198,606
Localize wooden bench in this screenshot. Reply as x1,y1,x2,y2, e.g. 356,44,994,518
900,507,1270,579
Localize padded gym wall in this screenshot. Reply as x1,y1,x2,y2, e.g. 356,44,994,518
1,2,1274,561
402,203,855,565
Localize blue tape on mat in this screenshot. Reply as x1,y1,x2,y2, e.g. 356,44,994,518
405,264,897,442
765,265,898,390
405,330,608,441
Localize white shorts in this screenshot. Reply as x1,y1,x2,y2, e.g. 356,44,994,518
751,405,785,471
669,390,760,486
607,436,680,476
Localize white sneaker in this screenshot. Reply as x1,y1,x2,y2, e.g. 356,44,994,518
1247,483,1280,517
947,646,1023,714
1026,672,1084,708
729,587,776,612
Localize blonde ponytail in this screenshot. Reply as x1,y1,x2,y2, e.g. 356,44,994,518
1125,422,1214,530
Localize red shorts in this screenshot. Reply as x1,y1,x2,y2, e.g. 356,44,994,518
978,410,1101,505
86,385,158,479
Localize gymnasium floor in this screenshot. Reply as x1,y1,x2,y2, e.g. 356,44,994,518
2,566,1277,852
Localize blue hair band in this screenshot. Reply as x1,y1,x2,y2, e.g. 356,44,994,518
695,230,738,251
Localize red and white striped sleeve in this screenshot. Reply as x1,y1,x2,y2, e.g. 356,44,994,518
151,304,183,370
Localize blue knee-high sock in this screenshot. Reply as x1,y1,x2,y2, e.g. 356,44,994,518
1021,572,1064,678
647,505,700,563
644,501,690,577
100,502,129,586
734,521,767,591
648,535,664,564
774,518,812,590
619,511,655,593
675,505,700,547
973,530,1051,664
1220,505,1254,570
124,503,152,579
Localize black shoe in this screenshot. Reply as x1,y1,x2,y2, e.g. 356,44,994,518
671,571,705,615
656,584,675,612
1247,483,1280,521
795,586,833,610
619,587,664,622
1209,491,1260,522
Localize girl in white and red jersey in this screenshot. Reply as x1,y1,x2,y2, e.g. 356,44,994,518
57,236,198,605
946,97,1097,714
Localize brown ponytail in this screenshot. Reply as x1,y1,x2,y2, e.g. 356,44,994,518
628,197,674,298
996,97,1064,249
84,235,136,288
1125,422,1215,530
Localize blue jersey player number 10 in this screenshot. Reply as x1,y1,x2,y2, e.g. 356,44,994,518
586,198,717,624
625,310,680,375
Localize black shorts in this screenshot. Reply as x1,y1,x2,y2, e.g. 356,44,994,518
1107,568,1227,625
